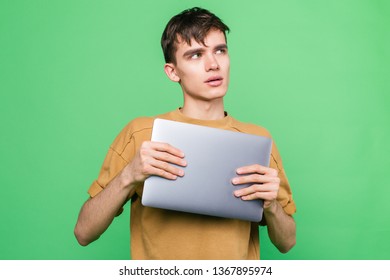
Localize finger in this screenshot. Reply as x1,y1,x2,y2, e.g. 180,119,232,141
142,163,181,180
139,141,184,160
137,141,186,180
234,183,277,197
232,174,280,185
149,142,187,167
150,158,185,178
236,164,278,176
241,191,278,201
151,149,187,167
152,142,185,158
234,184,278,201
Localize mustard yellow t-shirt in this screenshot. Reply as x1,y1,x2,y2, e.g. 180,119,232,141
88,109,296,259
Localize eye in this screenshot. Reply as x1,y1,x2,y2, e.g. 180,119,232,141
216,48,227,55
190,53,201,59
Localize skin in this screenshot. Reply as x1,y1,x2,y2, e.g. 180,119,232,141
74,29,296,253
164,29,230,120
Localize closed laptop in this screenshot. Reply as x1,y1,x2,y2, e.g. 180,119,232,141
141,118,272,222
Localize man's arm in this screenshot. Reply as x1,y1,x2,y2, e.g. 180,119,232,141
74,169,134,246
232,164,296,253
74,141,186,246
262,199,296,253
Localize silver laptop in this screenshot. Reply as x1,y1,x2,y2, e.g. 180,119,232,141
141,118,272,222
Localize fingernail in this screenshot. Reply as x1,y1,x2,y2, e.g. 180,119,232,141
234,190,241,197
232,178,239,184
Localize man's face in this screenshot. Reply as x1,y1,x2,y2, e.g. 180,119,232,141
165,29,230,104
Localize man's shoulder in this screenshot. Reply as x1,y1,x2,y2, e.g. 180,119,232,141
109,111,175,151
229,117,272,138
120,110,176,136
121,116,154,135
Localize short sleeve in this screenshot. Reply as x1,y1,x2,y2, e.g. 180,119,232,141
86,117,153,199
87,147,129,198
269,140,296,216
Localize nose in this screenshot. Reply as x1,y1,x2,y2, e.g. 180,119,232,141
205,54,219,71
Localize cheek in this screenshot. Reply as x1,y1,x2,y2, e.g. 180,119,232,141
223,62,230,79
177,65,199,79
224,59,231,70
218,57,230,72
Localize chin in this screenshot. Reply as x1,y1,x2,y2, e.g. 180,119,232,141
209,89,227,99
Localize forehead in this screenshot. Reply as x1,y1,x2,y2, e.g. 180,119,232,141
175,29,227,55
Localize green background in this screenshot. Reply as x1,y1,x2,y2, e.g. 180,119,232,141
1,0,389,260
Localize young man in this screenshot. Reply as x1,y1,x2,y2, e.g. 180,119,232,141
74,7,296,259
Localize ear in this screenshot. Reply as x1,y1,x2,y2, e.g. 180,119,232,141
164,63,180,82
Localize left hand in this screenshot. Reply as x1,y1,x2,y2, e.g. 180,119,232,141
232,164,280,208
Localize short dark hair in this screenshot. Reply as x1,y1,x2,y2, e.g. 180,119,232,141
161,7,230,64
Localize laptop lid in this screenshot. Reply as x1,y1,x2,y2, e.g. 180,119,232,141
141,118,272,222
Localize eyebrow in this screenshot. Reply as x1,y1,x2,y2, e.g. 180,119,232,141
182,48,204,58
182,44,228,58
214,44,228,51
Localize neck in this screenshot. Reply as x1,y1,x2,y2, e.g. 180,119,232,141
180,99,225,120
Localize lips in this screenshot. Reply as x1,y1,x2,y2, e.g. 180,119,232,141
205,76,223,86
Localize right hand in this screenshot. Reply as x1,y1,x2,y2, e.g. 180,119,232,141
125,141,187,184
